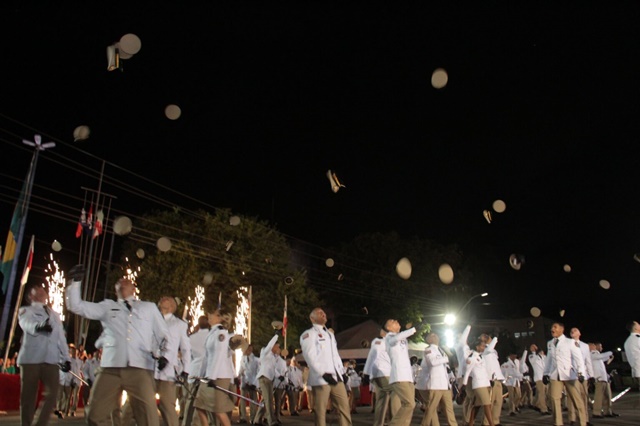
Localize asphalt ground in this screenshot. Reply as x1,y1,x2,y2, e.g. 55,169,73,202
1,390,639,425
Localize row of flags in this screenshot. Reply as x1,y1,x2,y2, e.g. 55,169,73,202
75,206,104,239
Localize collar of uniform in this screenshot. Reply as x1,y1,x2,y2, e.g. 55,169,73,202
216,324,225,330
313,324,326,332
163,313,173,320
118,297,136,303
31,302,45,308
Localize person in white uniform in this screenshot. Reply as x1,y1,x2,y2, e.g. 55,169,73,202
182,315,211,426
543,322,587,426
18,284,71,426
568,328,593,426
155,296,191,426
478,333,505,426
194,310,236,426
66,268,169,426
238,343,259,423
300,307,351,426
624,321,640,384
527,344,550,415
363,328,398,426
419,332,458,426
383,319,416,426
462,338,495,426
590,342,617,418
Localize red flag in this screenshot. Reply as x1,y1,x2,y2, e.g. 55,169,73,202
75,208,85,238
93,209,104,239
20,235,34,286
283,295,288,337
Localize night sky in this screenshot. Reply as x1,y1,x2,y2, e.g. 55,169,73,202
1,3,640,349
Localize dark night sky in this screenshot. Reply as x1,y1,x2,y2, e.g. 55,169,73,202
1,3,640,349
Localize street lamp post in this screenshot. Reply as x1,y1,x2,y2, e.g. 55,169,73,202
458,292,488,316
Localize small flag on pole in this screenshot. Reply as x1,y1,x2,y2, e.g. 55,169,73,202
283,295,288,337
19,235,34,286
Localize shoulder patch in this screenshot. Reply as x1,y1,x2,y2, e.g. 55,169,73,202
302,333,309,340
19,307,26,316
466,359,472,364
425,350,431,354
218,333,226,342
374,340,381,345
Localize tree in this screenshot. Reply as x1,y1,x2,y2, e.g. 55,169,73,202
117,207,321,350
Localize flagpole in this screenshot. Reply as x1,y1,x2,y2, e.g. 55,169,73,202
248,286,252,344
3,235,34,368
0,136,54,344
284,295,288,350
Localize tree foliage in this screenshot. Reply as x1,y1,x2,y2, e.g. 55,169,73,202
117,207,321,351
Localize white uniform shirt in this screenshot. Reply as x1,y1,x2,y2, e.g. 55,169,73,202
575,340,594,379
257,334,280,381
201,325,235,380
544,334,585,381
421,344,452,390
501,358,522,387
624,332,640,378
82,357,99,383
66,282,169,370
528,351,546,382
385,327,416,384
346,366,361,389
463,351,490,389
363,337,391,379
239,353,259,388
287,364,304,389
300,324,344,386
17,302,70,366
274,356,288,389
188,327,210,382
482,337,505,382
155,313,191,381
590,350,613,382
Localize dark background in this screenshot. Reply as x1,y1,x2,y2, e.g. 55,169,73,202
1,3,639,351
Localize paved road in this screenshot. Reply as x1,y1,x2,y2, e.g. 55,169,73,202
2,390,639,425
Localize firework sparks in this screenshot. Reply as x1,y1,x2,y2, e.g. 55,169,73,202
46,253,65,321
187,285,205,333
234,286,250,373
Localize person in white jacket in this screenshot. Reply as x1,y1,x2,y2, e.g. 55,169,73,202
623,321,640,382
253,332,281,426
590,342,618,418
154,296,191,426
419,332,458,426
568,328,593,426
543,322,587,426
194,310,236,426
478,333,505,426
300,307,351,426
384,319,416,426
238,344,259,423
363,328,398,426
527,344,550,414
501,353,522,416
462,338,495,426
18,284,71,426
66,269,169,426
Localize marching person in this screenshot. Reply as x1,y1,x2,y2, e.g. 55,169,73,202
155,296,191,426
346,360,362,414
81,351,100,409
363,327,398,426
568,327,593,426
273,350,288,424
453,325,472,424
284,357,304,416
462,338,495,426
623,321,640,385
194,310,236,426
56,344,82,418
590,342,618,418
419,332,458,426
527,344,550,415
384,319,416,426
18,284,71,426
238,343,259,424
519,350,533,410
65,267,170,426
501,353,522,417
252,331,281,426
300,307,352,426
182,315,211,426
478,333,504,426
543,322,587,426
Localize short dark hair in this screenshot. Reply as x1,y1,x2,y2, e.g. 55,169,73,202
197,315,210,329
626,321,636,333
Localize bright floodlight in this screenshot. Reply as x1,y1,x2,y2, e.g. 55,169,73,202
444,313,456,326
481,292,488,297
444,329,454,348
